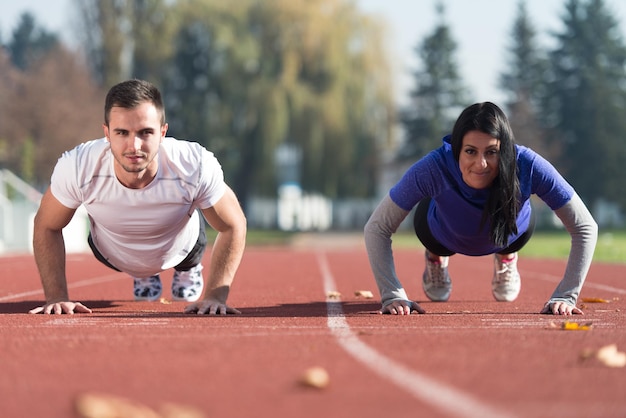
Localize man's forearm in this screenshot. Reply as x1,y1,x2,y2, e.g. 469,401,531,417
203,226,246,302
33,228,69,303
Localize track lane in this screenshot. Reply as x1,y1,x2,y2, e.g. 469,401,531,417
0,246,625,418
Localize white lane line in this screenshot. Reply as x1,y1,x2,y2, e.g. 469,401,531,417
581,282,626,295
0,273,126,302
525,270,626,295
44,317,167,326
317,252,515,418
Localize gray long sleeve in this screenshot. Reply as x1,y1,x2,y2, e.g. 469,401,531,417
364,193,598,308
364,194,412,307
547,193,598,305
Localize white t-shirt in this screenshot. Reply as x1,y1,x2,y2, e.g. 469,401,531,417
51,137,226,277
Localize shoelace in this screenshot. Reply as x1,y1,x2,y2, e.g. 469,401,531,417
426,260,448,285
495,260,517,284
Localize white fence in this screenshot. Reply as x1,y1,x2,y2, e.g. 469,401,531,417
247,186,380,231
0,170,89,255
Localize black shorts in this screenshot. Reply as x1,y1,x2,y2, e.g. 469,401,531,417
88,212,208,273
412,197,535,256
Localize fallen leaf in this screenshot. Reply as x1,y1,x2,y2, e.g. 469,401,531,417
299,366,330,389
326,291,341,299
580,297,610,303
596,344,626,368
354,290,374,299
159,298,172,305
579,348,595,361
75,392,161,418
159,403,206,418
561,321,593,331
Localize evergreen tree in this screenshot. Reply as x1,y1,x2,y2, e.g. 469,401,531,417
499,1,555,159
7,12,58,70
399,2,468,160
545,0,626,210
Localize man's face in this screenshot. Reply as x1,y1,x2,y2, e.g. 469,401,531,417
103,102,167,187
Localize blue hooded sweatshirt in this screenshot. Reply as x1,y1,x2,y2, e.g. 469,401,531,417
389,135,574,256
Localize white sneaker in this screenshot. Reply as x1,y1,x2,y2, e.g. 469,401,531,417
422,251,452,301
492,254,521,302
172,264,204,302
133,275,162,301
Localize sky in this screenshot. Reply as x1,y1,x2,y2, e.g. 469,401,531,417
2,0,626,106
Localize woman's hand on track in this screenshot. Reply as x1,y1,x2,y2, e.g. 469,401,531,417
540,301,583,315
380,300,425,315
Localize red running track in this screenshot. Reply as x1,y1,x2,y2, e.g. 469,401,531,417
1,239,625,418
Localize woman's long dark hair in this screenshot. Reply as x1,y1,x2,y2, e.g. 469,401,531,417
450,102,520,247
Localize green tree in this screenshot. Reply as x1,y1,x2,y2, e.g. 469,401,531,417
499,1,556,159
399,2,469,160
6,12,58,70
544,0,626,209
164,0,393,206
163,0,283,206
75,0,176,87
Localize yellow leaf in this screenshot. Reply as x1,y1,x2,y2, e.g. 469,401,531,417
561,321,593,331
580,297,610,303
354,290,374,299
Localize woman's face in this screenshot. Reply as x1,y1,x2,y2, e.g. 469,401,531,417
458,130,500,189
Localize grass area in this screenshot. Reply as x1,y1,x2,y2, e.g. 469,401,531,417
242,229,296,246
392,229,626,264
208,228,626,264
519,230,626,264
206,228,295,247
